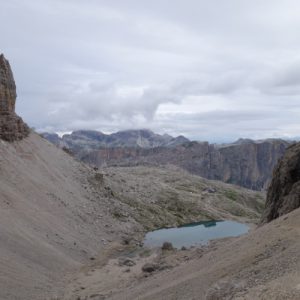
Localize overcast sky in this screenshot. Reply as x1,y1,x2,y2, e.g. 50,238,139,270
1,0,300,142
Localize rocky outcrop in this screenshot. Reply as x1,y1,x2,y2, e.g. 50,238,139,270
80,139,289,191
261,142,300,223
42,129,289,190
211,139,289,190
0,54,29,142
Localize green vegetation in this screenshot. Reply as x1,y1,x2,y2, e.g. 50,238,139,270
254,193,266,213
175,183,197,193
224,189,239,201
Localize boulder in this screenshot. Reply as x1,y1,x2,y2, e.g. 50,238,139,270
142,263,159,273
118,257,136,267
161,242,174,251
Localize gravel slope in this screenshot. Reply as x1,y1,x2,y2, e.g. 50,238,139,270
0,133,131,300
0,133,265,300
70,208,300,300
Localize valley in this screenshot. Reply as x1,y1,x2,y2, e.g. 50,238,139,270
0,53,299,300
0,132,264,300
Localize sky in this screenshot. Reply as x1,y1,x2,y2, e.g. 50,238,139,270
1,0,300,142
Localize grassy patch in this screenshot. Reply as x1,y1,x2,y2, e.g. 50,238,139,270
224,189,239,201
254,194,266,213
175,184,197,193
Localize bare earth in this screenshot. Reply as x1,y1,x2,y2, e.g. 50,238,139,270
65,208,300,300
0,133,135,300
0,133,298,300
130,207,300,300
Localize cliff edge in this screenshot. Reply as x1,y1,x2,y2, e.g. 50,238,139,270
0,54,29,141
262,142,300,223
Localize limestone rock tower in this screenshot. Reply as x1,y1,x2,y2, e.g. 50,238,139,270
0,54,29,141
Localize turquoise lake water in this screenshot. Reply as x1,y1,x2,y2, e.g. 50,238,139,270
143,220,249,249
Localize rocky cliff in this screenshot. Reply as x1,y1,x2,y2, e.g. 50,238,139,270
42,130,289,190
261,142,300,222
0,54,29,142
79,139,289,190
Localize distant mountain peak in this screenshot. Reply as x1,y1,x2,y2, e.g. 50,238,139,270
42,128,190,151
234,138,255,145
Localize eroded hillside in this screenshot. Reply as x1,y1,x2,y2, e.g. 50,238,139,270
100,166,265,230
0,133,265,300
67,147,300,300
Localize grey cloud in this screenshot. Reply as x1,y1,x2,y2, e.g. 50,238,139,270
153,109,299,142
1,0,300,141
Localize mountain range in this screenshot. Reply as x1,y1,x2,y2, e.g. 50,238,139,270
42,130,290,190
42,129,189,150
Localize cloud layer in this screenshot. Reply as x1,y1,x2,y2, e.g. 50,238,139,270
1,0,300,142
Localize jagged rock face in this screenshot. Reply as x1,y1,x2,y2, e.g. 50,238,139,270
84,140,287,190
50,132,287,190
0,54,16,113
0,54,29,142
42,128,289,191
41,129,190,153
261,142,300,223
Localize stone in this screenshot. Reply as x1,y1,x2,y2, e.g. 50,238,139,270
261,142,300,223
161,242,174,251
0,54,29,142
205,280,246,300
142,263,159,273
203,187,217,193
94,173,104,183
118,257,136,267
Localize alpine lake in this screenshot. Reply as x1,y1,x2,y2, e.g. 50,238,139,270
143,220,249,249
